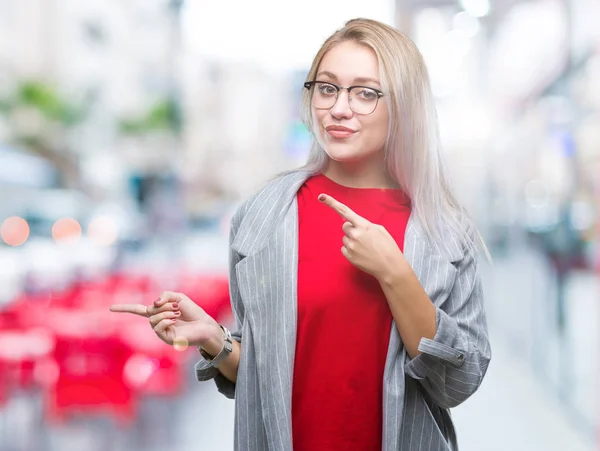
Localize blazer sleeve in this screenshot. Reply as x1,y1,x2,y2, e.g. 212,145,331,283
195,207,245,399
404,243,492,409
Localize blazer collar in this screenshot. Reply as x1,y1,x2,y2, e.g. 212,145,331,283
231,170,312,257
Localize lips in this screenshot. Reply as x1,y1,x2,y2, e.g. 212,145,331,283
325,125,357,133
325,125,357,139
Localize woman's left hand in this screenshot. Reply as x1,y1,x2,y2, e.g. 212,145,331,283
318,193,407,281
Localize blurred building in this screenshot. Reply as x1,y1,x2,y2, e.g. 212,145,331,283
0,0,183,197
394,0,599,229
395,0,600,438
180,58,295,215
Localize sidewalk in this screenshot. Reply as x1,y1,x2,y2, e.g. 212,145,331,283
452,336,594,451
477,243,599,447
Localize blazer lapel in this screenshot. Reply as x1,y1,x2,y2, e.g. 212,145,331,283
231,171,310,258
402,215,462,310
232,171,310,450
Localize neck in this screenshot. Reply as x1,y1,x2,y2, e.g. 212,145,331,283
322,158,397,189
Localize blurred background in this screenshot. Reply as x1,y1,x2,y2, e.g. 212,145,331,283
0,0,599,450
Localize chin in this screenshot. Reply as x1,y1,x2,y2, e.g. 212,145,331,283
324,143,373,164
324,147,362,163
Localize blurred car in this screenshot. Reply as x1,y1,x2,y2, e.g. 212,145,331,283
0,186,149,296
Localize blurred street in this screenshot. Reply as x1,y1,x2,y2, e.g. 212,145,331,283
453,245,598,451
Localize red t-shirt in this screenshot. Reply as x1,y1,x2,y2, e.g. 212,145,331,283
292,174,412,451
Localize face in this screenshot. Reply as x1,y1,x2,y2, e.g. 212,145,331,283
311,40,388,165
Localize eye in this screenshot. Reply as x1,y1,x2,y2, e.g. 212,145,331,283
317,83,337,96
356,88,378,100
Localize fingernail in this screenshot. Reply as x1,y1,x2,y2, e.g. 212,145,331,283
318,194,326,202
174,311,180,316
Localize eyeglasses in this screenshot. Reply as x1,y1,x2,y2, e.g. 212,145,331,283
303,81,384,115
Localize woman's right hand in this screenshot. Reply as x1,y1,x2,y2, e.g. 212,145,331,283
109,291,223,351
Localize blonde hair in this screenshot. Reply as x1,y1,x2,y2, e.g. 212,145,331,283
299,18,487,258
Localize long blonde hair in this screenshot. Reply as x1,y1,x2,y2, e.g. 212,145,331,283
299,18,487,258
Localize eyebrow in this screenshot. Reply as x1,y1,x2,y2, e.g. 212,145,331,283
316,71,381,87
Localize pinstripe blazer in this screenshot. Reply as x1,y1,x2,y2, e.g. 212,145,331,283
196,170,491,451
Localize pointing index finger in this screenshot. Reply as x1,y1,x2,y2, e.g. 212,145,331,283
318,193,366,226
109,304,148,317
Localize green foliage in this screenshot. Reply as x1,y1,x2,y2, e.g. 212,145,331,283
119,98,180,135
0,80,85,126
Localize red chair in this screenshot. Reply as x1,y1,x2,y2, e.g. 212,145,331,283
43,309,136,426
118,321,187,398
0,327,55,388
0,360,9,408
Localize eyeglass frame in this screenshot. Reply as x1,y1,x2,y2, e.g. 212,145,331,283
303,81,385,115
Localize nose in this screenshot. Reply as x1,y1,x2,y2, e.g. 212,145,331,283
330,89,353,119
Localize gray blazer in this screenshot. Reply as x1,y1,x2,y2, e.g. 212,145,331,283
196,170,491,451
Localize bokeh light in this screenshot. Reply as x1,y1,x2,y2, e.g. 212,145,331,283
1,216,30,246
173,336,189,352
87,216,119,247
52,218,82,243
123,354,160,388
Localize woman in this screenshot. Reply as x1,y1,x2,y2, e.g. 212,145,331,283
110,18,491,451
